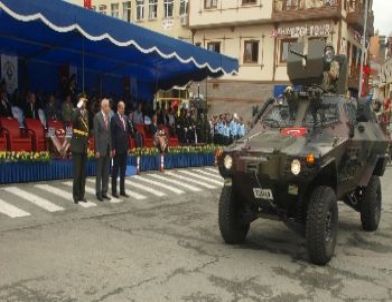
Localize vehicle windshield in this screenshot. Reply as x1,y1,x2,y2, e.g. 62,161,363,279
261,102,339,128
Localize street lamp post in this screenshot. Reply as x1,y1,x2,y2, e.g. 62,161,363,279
358,0,369,97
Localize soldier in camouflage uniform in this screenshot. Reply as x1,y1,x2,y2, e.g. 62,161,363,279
321,43,340,93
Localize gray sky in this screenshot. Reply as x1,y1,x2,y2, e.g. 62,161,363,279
373,0,392,36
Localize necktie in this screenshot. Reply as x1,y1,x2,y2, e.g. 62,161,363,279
120,115,126,131
104,114,108,129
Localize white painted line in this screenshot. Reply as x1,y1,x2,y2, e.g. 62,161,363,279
3,187,64,212
86,179,147,200
205,167,219,174
193,169,223,180
63,182,123,204
177,170,223,186
133,175,184,195
125,180,166,197
165,171,217,189
35,184,96,208
147,174,201,192
0,199,30,218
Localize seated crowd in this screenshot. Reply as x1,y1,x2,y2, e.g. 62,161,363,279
0,81,248,153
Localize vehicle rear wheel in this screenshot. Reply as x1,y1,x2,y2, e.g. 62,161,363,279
361,176,382,232
306,186,338,266
219,185,249,244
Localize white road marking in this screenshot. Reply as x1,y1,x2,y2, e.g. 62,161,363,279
165,171,217,189
35,184,96,208
193,169,223,180
0,199,30,218
133,175,184,195
63,182,123,204
125,180,166,197
147,174,201,192
178,170,224,186
3,187,64,212
205,167,219,174
86,179,147,200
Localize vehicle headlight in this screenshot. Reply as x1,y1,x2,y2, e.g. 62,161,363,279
224,155,233,170
291,159,301,176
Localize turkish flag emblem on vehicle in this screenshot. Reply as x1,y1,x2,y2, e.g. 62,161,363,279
281,127,308,138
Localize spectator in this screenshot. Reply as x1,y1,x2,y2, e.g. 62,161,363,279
24,92,40,120
45,94,59,120
132,103,144,125
62,95,74,124
0,90,12,117
151,114,168,153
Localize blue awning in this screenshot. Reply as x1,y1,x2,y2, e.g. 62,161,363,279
0,0,238,96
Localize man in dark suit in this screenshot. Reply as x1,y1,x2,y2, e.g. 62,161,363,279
0,90,12,117
94,98,112,202
71,97,89,204
111,101,130,198
24,92,40,119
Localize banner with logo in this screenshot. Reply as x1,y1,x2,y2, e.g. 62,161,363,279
1,54,18,94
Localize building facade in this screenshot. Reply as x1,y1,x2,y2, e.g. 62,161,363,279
73,0,374,118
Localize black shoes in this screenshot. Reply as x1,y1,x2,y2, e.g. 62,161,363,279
73,199,79,204
96,195,103,202
74,197,87,204
112,193,119,198
80,198,87,203
102,195,111,201
120,192,130,198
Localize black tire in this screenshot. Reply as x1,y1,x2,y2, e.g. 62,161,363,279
361,176,382,232
218,185,249,244
306,186,338,266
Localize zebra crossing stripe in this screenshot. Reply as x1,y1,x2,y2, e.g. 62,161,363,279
147,174,201,192
0,199,30,218
86,179,147,200
165,171,217,189
35,184,96,208
178,170,223,186
205,167,219,174
3,187,64,212
133,175,184,195
192,169,223,180
63,182,123,204
125,180,166,197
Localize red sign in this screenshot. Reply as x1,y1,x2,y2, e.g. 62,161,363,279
281,127,308,138
84,0,92,9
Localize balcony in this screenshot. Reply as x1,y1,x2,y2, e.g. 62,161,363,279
272,0,341,22
346,1,374,36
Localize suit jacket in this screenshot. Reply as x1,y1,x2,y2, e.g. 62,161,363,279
111,113,129,154
70,108,89,154
24,103,40,119
94,111,112,156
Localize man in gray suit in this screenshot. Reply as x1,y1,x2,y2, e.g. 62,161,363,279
94,98,112,202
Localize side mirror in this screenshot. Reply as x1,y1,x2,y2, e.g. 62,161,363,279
347,122,355,138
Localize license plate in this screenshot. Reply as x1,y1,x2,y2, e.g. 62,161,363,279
253,188,274,200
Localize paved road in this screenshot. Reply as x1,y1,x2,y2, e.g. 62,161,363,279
0,167,391,302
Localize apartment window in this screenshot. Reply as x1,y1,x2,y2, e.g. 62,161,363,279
279,39,296,63
99,4,107,15
205,0,218,9
242,0,257,5
111,3,119,18
164,0,174,18
148,0,158,19
122,1,132,22
136,0,145,21
207,42,221,53
179,0,189,15
244,40,259,64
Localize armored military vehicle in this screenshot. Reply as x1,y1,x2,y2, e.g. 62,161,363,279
217,39,390,265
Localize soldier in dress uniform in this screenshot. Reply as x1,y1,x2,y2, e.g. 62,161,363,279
71,97,89,204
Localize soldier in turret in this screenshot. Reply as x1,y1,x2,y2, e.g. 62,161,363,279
321,43,340,93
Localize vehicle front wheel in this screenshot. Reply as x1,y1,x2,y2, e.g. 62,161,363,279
218,185,249,244
361,176,382,232
306,186,338,266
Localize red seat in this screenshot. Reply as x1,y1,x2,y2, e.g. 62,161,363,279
0,118,32,151
128,136,136,150
88,136,95,151
0,132,6,151
25,118,47,152
48,119,65,132
135,124,154,148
